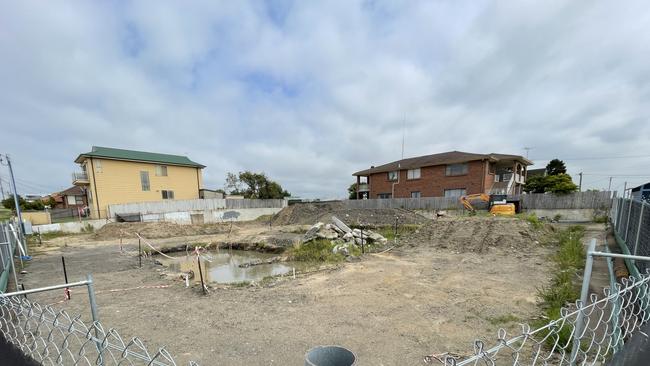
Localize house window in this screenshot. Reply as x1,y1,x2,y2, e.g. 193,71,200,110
378,193,392,199
407,168,421,180
411,191,421,198
75,196,84,205
444,188,467,198
156,165,168,176
387,171,398,181
446,163,468,176
162,190,175,199
66,196,76,205
140,171,150,191
95,160,102,173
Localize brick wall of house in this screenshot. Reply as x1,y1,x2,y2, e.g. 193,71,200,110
368,160,490,198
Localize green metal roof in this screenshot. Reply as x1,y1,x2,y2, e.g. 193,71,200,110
75,146,205,168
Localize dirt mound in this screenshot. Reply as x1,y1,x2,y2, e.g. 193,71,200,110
93,222,233,240
402,216,548,253
271,202,428,227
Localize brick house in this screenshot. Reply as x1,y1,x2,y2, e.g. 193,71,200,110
352,151,532,199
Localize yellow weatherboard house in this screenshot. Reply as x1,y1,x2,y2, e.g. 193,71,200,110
72,146,205,219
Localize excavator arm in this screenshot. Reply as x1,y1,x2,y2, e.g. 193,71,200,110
459,193,490,211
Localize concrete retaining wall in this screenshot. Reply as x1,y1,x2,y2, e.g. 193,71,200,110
33,219,109,234
140,207,282,225
33,207,283,233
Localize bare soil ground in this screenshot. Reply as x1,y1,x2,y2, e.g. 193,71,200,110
271,202,428,226
17,216,563,366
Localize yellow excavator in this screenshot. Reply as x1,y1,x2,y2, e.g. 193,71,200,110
459,193,516,216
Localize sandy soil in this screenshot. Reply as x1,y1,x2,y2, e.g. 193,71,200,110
17,217,562,366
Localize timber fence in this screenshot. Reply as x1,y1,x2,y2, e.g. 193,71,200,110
345,191,612,211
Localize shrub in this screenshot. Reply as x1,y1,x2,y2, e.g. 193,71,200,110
287,239,345,262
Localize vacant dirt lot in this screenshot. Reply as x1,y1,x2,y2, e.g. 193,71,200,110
19,215,556,365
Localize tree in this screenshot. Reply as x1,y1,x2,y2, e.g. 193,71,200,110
348,183,358,199
225,171,290,199
1,195,46,211
523,175,547,194
545,174,579,194
546,159,567,176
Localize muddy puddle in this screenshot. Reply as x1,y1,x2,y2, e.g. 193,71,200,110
159,250,310,284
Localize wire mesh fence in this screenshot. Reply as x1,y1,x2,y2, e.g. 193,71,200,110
431,272,650,365
612,197,650,274
0,294,201,365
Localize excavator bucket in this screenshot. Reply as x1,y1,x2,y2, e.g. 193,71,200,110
489,203,516,216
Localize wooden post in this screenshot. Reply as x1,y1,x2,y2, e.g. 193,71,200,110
197,256,206,295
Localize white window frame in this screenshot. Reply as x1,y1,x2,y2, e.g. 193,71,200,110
140,171,150,191
387,171,398,181
407,168,421,180
445,163,468,176
444,188,467,198
155,165,168,177
66,196,76,205
411,191,421,198
162,190,175,200
95,160,102,173
378,193,392,199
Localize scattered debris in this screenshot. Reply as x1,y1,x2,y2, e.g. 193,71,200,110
300,216,389,256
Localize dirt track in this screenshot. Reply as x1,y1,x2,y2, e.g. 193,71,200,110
18,217,559,365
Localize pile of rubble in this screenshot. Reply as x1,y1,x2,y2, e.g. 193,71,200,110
301,216,389,255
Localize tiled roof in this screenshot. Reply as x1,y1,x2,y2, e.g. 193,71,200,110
353,150,531,176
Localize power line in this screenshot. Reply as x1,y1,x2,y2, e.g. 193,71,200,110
580,174,650,177
530,154,650,161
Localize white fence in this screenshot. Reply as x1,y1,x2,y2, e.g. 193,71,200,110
344,191,612,210
108,198,287,217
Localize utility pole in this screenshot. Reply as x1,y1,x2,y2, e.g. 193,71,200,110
1,155,24,235
608,176,613,192
578,172,583,192
0,171,5,201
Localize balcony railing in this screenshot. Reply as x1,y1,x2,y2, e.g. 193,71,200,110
357,183,369,192
72,172,89,184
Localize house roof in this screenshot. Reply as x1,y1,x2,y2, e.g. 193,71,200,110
353,150,532,176
59,186,85,196
75,146,205,168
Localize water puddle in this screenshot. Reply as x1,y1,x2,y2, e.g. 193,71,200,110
159,250,308,284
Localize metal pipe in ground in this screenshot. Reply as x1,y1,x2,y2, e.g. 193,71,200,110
305,346,356,366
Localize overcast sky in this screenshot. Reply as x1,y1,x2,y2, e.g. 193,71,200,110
1,1,649,199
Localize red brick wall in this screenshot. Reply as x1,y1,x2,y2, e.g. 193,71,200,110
368,160,490,198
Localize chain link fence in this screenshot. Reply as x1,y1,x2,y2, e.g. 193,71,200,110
612,197,650,274
432,271,650,365
0,294,201,365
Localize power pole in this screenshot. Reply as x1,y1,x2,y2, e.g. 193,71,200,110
608,176,613,192
2,155,24,235
0,172,5,201
578,172,583,192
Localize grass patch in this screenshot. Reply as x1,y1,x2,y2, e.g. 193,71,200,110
230,281,251,287
376,224,421,241
27,230,76,244
0,208,12,221
255,214,274,222
592,215,608,224
525,214,543,230
287,239,345,262
487,314,520,326
534,225,585,350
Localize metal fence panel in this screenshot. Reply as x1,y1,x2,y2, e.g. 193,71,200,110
614,198,650,274
438,274,650,366
0,295,200,365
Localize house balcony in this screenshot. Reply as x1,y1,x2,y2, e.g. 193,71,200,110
357,183,369,192
72,172,89,185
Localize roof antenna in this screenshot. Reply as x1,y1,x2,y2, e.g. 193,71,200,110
401,114,406,160
523,146,533,159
